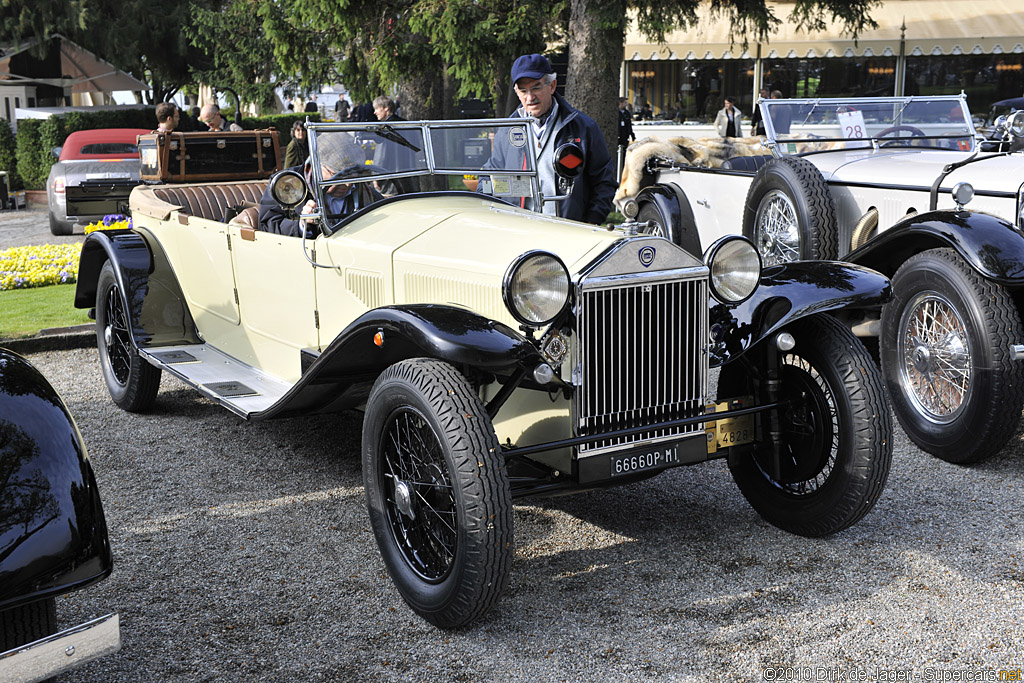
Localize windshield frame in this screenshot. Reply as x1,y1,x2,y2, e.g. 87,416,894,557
304,118,542,216
759,94,979,155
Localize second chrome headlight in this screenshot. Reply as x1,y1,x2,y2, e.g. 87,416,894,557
705,236,762,304
503,251,570,327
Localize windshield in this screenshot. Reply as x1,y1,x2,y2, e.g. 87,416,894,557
760,95,977,153
306,119,538,200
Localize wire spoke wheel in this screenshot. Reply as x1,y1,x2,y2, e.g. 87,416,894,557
381,407,457,582
754,189,801,265
898,291,971,423
753,354,840,496
719,315,891,537
95,262,161,412
103,280,134,387
363,358,512,628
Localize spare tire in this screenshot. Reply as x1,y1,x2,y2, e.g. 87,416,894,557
742,156,838,264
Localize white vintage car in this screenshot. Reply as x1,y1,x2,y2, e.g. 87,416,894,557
619,94,1024,465
73,119,893,628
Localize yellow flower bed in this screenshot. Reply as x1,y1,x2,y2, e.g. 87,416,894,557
0,243,82,290
0,217,129,291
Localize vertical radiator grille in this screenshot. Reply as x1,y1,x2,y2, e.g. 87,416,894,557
574,276,708,455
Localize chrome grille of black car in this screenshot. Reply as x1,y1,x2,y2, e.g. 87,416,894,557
573,275,708,455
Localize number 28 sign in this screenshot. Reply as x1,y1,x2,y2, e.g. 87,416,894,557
838,109,867,138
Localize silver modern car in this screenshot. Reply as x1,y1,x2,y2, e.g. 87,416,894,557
45,127,149,235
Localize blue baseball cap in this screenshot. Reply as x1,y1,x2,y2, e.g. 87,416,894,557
511,54,554,84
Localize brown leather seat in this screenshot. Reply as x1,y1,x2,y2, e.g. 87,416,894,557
151,182,267,221
228,206,259,229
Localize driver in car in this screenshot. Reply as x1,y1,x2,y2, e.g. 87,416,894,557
258,133,381,238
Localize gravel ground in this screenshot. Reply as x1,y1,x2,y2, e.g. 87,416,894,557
0,208,84,250
11,347,1021,682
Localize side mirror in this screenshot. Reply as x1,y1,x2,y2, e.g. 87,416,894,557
51,147,62,159
553,142,585,180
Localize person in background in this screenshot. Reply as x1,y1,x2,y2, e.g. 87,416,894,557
617,96,635,173
335,98,350,121
371,95,419,195
199,104,243,132
284,120,309,168
189,106,206,131
484,53,615,224
714,96,742,137
305,95,319,113
258,132,381,238
750,87,770,136
769,89,791,134
155,102,179,133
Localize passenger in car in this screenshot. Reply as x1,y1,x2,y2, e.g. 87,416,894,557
258,132,381,238
200,103,243,132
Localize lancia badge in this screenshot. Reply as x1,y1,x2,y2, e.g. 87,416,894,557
639,246,656,268
509,128,527,148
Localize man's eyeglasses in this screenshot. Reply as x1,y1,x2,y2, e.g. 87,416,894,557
515,83,550,96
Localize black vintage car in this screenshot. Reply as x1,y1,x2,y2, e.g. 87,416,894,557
0,349,120,679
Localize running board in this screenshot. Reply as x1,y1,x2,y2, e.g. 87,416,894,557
140,344,293,418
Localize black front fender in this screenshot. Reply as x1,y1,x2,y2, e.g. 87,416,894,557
846,209,1024,284
0,349,112,612
254,305,544,419
711,261,891,366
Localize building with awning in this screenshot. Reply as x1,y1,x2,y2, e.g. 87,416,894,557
623,0,1024,122
1,34,149,124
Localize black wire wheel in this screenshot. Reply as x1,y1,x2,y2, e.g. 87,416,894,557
718,315,892,537
362,358,512,628
881,248,1024,463
96,261,161,412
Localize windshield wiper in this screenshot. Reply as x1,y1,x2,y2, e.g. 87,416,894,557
369,125,421,153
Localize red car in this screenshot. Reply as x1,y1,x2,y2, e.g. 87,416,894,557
45,128,150,235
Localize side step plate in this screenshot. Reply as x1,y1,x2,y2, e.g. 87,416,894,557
141,344,292,417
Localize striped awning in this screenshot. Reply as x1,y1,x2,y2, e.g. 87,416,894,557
625,0,1024,60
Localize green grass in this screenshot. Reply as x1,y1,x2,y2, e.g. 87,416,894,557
0,284,92,339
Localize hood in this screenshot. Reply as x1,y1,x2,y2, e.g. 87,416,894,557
391,199,622,325
815,148,1024,194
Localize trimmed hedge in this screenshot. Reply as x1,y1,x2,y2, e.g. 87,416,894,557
12,108,320,190
0,119,19,189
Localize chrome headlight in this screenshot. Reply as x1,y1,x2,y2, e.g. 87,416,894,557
503,251,570,327
704,236,761,304
1017,183,1024,228
269,170,308,209
1010,111,1024,138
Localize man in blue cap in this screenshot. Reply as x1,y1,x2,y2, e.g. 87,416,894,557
486,53,616,224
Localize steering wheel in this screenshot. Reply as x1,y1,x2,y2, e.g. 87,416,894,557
877,125,926,147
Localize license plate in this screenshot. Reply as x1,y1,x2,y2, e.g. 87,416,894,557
705,397,755,454
609,442,682,477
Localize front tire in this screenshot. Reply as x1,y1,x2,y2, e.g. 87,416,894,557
880,248,1024,463
718,315,892,536
362,359,512,628
96,261,161,412
742,156,838,265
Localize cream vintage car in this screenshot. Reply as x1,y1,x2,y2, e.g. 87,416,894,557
618,94,1024,465
73,119,893,628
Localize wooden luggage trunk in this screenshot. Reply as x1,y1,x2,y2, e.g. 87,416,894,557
138,130,281,182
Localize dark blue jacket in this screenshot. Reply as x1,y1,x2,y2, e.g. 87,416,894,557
488,93,616,225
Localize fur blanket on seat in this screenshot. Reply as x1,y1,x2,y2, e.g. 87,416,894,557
614,135,768,207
